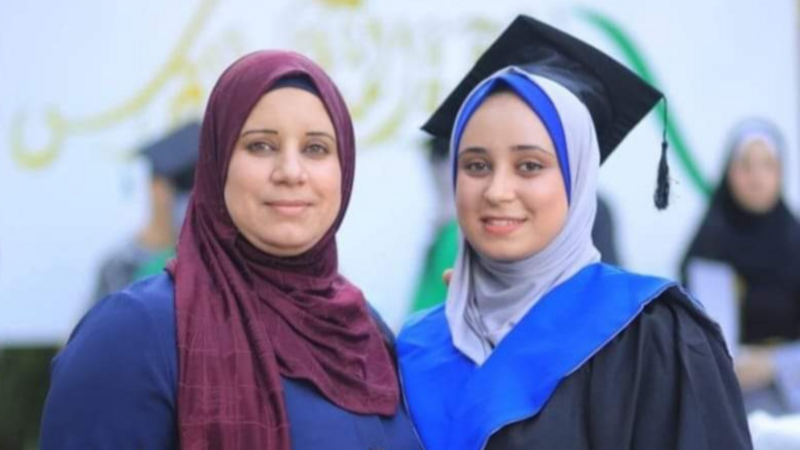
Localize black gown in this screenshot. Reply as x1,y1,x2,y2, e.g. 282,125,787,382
487,287,752,450
398,264,753,450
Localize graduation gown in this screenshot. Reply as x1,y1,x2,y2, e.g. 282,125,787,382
397,263,752,450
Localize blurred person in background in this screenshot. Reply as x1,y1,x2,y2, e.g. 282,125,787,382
682,118,800,414
0,98,201,450
410,136,460,312
40,51,421,450
593,195,620,266
92,121,200,302
398,15,752,450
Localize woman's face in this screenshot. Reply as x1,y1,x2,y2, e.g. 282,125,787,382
224,87,342,256
727,139,781,214
456,91,568,262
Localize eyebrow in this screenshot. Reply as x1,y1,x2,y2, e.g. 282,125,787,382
240,129,278,138
239,129,335,140
459,146,488,156
307,131,335,141
458,144,552,156
511,144,551,154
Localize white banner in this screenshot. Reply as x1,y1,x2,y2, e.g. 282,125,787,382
1,0,797,343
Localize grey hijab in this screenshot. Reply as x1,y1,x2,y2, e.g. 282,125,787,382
446,68,601,365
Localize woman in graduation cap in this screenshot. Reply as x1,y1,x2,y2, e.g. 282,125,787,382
397,15,752,450
682,118,800,414
40,51,422,450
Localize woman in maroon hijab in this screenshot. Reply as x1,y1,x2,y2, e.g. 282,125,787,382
41,51,422,450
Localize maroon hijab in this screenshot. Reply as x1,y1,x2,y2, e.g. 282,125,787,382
168,51,399,449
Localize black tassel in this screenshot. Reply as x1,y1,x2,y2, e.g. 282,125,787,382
654,98,670,210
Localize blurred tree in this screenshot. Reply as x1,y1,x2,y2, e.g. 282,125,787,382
0,346,59,450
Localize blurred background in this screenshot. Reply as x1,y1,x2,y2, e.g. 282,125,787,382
1,0,799,448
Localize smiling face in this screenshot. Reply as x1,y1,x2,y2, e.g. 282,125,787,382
455,91,569,262
224,87,342,257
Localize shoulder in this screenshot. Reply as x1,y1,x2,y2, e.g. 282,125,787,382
363,302,448,359
570,264,675,313
611,284,729,360
41,273,179,449
397,305,448,349
573,286,751,450
404,303,444,326
582,283,736,400
82,272,176,342
578,265,728,367
53,272,177,386
118,271,176,331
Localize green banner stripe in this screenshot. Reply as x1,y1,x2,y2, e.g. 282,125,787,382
578,9,712,197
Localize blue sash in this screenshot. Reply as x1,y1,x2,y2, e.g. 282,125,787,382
397,263,675,450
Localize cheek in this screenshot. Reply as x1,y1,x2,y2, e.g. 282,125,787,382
768,171,782,194
224,155,264,221
758,172,782,208
520,175,569,243
520,173,568,212
313,162,343,220
224,159,245,216
729,168,750,194
455,177,484,221
455,171,486,203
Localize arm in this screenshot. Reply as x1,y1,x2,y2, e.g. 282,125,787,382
40,292,177,449
773,341,800,411
734,345,776,391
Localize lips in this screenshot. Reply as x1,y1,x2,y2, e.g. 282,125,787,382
481,216,527,235
265,200,312,216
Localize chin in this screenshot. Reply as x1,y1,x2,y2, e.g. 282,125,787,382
256,232,315,256
261,241,315,257
472,240,540,262
741,199,778,214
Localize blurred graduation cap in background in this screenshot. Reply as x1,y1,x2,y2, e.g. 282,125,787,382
140,120,201,193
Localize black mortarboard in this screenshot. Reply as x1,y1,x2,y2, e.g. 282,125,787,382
140,121,201,192
424,14,671,208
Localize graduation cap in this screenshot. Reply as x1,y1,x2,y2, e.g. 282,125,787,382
140,121,201,192
423,14,670,209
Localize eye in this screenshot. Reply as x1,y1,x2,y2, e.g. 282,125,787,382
462,159,491,174
518,160,544,173
246,141,275,153
304,143,330,157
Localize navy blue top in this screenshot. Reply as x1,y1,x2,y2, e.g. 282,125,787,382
40,273,422,450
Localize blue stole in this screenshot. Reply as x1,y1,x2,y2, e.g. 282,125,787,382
397,263,675,450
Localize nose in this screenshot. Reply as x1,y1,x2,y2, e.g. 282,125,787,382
484,171,515,205
270,145,308,185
